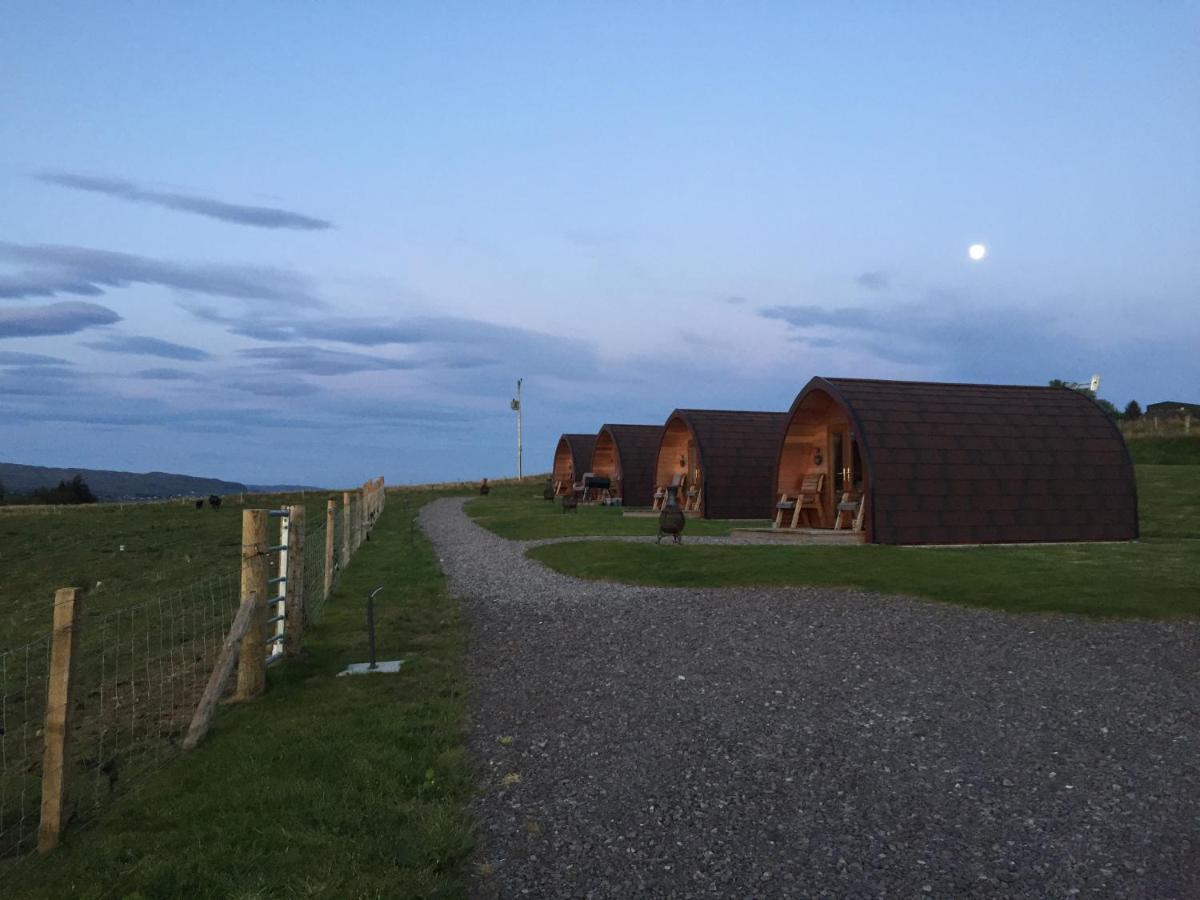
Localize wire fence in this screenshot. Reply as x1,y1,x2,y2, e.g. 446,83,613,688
0,635,52,857
0,480,386,862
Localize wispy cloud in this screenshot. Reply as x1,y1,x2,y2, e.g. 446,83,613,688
236,345,417,376
37,171,333,230
187,306,596,376
222,373,320,397
759,304,875,330
133,367,208,382
0,301,120,338
855,270,890,291
84,334,211,360
0,243,319,305
0,350,72,366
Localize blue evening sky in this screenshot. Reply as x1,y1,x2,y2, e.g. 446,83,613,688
2,3,1197,486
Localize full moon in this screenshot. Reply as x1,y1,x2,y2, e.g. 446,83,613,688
968,243,987,261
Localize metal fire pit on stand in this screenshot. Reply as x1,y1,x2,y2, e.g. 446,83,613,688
657,489,686,544
581,473,611,503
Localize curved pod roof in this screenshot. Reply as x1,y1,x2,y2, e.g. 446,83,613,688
781,377,1138,544
658,410,789,519
593,424,664,507
552,433,597,485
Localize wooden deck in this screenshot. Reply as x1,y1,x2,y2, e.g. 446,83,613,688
730,527,866,545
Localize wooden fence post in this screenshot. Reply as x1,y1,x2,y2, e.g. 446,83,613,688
182,592,257,751
324,497,336,600
285,505,305,654
342,491,352,565
359,486,367,542
235,509,269,700
37,587,83,855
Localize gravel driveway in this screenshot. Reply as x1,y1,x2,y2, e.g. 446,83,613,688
420,498,1200,899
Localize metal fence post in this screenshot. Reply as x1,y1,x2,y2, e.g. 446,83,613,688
37,587,83,855
236,509,269,700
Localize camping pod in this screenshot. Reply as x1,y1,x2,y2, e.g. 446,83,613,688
655,410,789,519
591,424,664,507
774,377,1138,544
551,433,597,495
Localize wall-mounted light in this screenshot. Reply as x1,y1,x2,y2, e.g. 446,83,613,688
813,449,823,466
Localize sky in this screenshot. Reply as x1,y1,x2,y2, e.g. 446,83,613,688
1,3,1197,487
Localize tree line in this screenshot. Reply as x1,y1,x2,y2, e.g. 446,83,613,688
1048,380,1141,421
0,474,98,506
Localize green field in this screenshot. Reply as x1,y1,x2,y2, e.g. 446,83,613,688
465,481,770,538
1126,434,1200,465
527,466,1199,619
1,491,344,648
2,489,474,898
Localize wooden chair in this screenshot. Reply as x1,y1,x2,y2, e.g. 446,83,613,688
790,473,825,528
656,473,684,511
684,470,702,512
833,491,862,530
774,492,796,528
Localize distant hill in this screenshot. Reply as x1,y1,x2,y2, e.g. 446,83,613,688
0,462,248,501
246,484,327,494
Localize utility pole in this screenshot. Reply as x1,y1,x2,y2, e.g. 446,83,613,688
511,378,523,481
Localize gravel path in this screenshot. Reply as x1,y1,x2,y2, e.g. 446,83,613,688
421,498,1200,899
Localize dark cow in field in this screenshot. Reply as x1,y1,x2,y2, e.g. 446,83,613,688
195,499,205,509
208,494,223,510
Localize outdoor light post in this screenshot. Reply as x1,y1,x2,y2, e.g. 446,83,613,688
511,378,524,481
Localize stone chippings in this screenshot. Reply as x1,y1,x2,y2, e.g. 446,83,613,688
419,498,1200,899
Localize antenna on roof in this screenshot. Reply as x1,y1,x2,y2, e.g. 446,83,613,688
1063,374,1101,395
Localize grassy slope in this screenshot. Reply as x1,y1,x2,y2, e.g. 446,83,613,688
465,482,769,539
528,466,1199,619
1,492,339,647
3,490,473,899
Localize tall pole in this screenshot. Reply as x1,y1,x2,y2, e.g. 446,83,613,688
513,378,524,482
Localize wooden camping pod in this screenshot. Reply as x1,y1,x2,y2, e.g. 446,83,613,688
654,410,789,519
551,433,597,496
774,377,1139,545
591,424,664,507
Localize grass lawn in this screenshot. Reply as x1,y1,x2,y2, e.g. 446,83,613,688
2,489,474,898
465,480,770,539
527,466,1199,620
1126,434,1200,465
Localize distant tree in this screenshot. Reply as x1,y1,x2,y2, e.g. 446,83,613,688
1124,400,1142,420
32,474,97,505
1095,398,1120,419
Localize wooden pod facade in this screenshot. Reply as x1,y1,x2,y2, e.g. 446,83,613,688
590,424,664,507
775,377,1138,544
551,433,597,495
655,410,789,519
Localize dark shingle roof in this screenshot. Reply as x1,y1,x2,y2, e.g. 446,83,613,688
595,424,663,507
555,433,597,482
806,377,1138,544
667,410,790,519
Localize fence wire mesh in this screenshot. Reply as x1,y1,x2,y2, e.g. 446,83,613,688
0,634,52,858
0,490,372,860
70,571,241,825
303,520,331,626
